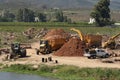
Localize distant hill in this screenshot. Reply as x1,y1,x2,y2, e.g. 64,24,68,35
0,0,120,10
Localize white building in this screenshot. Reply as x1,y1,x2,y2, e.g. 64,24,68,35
34,17,39,22
88,18,95,24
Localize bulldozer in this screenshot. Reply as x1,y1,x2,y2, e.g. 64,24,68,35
102,33,120,49
39,35,67,54
10,42,26,59
70,28,102,48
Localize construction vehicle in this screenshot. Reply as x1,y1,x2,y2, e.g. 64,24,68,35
39,35,67,54
10,42,26,58
102,33,120,49
84,48,109,59
39,39,51,54
70,28,102,48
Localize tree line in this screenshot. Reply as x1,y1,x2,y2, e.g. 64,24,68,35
0,8,71,23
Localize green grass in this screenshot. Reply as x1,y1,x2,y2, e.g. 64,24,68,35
0,22,119,35
0,22,93,27
0,63,3,66
1,64,120,80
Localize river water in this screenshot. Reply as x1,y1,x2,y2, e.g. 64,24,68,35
0,72,56,80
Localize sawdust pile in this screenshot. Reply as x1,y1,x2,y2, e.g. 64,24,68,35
45,35,67,51
54,37,85,56
44,29,70,40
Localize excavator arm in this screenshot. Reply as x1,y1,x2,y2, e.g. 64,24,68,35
103,33,120,49
110,33,120,40
70,28,84,41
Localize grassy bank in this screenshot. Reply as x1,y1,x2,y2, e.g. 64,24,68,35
1,64,120,80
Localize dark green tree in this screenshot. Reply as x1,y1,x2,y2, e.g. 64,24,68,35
55,10,64,22
63,16,68,22
7,13,15,19
27,9,35,22
16,9,23,22
55,10,71,22
16,8,35,22
90,0,112,26
0,16,9,22
0,10,15,22
37,13,46,22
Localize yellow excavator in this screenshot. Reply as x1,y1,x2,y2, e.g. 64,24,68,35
70,28,102,48
102,33,120,49
70,28,120,49
70,28,84,41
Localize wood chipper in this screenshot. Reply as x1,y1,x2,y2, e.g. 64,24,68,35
70,28,102,48
39,35,67,54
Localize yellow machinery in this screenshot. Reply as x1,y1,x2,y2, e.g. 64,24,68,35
85,34,102,48
102,33,120,49
70,28,102,48
70,28,84,41
39,35,67,54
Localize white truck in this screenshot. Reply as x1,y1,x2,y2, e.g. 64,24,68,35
84,48,110,59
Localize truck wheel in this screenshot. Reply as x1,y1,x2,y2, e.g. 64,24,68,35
20,49,26,57
88,57,91,59
45,49,50,54
10,54,14,59
92,56,96,59
36,50,40,55
105,54,109,58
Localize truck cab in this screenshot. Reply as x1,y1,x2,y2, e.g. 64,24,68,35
39,39,51,54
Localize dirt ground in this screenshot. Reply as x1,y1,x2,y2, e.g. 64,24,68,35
0,41,120,69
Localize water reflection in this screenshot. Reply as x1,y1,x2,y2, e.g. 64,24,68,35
0,72,56,80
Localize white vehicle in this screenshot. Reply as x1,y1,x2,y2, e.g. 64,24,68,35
84,49,109,59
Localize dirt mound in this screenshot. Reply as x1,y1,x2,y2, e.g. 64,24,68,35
54,37,85,56
23,28,36,36
45,35,67,51
35,28,48,38
44,29,70,40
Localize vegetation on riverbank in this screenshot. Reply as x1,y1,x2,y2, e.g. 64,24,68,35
1,64,120,80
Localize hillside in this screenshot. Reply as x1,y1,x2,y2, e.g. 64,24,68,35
0,0,120,10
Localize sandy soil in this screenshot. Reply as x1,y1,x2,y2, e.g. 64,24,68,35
0,41,120,69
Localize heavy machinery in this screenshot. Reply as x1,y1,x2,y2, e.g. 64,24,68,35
10,42,26,58
70,28,102,48
39,39,51,54
39,35,67,54
102,33,120,49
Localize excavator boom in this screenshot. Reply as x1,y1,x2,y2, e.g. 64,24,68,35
70,28,84,41
110,33,120,40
